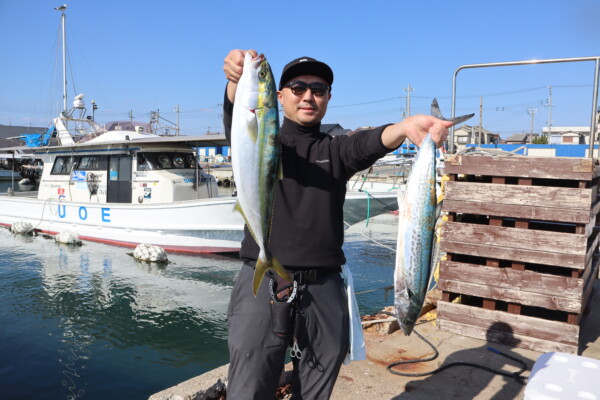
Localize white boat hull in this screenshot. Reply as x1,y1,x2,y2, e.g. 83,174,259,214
0,189,398,254
0,194,245,253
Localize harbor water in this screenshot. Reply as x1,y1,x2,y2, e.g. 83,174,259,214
0,181,398,400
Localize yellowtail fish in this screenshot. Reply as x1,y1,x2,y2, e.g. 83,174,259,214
394,99,473,335
231,53,290,296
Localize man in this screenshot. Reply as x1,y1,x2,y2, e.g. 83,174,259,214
222,49,453,400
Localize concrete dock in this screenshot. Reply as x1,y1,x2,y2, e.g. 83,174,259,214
149,280,600,400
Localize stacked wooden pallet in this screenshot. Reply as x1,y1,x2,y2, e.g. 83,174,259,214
437,154,600,354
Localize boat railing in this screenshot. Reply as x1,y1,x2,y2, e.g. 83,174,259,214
0,190,38,198
350,159,413,192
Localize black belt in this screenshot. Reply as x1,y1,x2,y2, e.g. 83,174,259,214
290,267,341,284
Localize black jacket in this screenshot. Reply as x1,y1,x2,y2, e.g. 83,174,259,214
223,91,393,267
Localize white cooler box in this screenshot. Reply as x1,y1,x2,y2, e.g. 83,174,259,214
524,352,600,400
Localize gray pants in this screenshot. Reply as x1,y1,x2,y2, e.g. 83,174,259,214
227,261,349,400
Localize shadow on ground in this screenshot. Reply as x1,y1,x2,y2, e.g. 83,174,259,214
391,322,532,400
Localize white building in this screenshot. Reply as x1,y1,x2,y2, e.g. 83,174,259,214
452,124,499,151
542,126,596,145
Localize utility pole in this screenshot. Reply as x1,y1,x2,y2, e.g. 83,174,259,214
403,84,415,117
479,96,483,146
175,105,180,136
129,110,134,122
547,87,553,136
403,84,415,147
528,108,537,143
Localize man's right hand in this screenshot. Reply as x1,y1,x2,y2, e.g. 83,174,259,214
224,49,258,103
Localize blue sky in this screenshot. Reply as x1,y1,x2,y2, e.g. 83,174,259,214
0,0,598,138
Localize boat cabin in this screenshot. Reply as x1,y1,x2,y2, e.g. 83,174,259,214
36,143,218,204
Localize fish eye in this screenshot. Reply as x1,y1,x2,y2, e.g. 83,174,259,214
258,71,266,78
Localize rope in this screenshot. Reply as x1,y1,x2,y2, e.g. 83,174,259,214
361,318,396,326
355,285,394,296
32,198,53,231
386,328,528,384
360,189,372,227
347,228,396,252
359,188,399,214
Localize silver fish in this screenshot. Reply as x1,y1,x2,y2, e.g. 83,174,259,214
394,99,473,335
230,53,290,296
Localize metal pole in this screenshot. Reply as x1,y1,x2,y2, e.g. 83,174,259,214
176,104,180,136
61,9,67,113
528,108,537,143
479,96,483,145
404,84,414,116
451,72,458,152
195,150,200,199
589,59,599,157
11,151,15,192
547,86,552,139
403,84,414,148
450,56,600,154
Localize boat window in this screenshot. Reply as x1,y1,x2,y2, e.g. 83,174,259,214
186,154,196,167
158,154,172,169
51,156,75,175
136,152,198,170
77,155,106,171
172,154,186,169
137,153,157,171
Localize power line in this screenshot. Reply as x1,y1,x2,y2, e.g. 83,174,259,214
329,96,403,108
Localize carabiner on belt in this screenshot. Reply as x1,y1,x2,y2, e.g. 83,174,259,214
269,278,297,303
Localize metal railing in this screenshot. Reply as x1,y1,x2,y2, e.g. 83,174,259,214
450,56,600,157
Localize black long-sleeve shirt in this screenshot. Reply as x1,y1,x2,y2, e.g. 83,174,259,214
224,91,393,268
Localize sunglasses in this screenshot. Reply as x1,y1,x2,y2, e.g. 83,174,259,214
283,81,330,97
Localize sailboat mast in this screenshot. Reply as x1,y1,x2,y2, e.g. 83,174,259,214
61,4,67,113
55,4,68,113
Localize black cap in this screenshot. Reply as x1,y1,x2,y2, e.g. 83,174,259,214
279,56,334,90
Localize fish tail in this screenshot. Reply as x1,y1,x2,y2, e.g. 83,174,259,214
252,257,269,297
271,257,291,283
251,256,291,297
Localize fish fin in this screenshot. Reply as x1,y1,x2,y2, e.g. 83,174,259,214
233,200,243,214
430,98,474,125
247,115,258,143
271,257,291,282
234,201,259,244
233,201,248,223
430,98,444,120
252,258,269,296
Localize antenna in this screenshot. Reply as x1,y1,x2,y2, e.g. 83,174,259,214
55,4,68,113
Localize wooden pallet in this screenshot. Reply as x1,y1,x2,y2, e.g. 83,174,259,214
437,154,600,354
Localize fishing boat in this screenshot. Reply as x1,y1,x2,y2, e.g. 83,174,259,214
0,5,397,254
0,151,42,184
0,154,21,181
0,105,397,253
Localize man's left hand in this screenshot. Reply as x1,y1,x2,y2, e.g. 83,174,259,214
382,115,454,150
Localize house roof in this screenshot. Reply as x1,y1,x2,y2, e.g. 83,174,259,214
454,124,494,135
504,133,540,142
542,126,591,133
320,123,351,136
0,124,47,139
0,124,48,149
